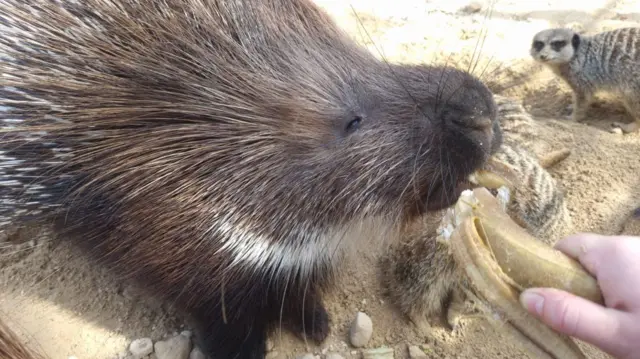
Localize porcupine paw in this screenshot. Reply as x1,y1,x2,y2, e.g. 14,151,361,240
188,308,269,359
193,326,267,359
292,302,331,343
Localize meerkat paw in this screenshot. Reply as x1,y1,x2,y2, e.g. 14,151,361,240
443,288,484,331
570,111,587,123
563,103,574,117
611,121,640,134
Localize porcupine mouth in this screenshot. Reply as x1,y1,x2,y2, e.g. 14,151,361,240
423,178,478,212
422,157,511,212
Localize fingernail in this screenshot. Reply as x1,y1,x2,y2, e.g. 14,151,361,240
520,290,544,316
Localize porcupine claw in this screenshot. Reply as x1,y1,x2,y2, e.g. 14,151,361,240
438,173,603,358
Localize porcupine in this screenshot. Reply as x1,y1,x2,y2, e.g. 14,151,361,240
379,95,574,330
0,0,503,358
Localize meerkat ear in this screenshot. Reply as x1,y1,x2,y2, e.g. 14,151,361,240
571,33,580,49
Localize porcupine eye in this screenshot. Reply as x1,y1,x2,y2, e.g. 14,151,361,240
345,116,362,134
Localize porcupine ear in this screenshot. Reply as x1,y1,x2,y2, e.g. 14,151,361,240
571,33,581,50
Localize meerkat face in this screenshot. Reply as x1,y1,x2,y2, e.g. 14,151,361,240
530,28,580,65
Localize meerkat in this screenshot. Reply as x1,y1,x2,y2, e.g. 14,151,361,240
379,96,574,330
530,27,640,134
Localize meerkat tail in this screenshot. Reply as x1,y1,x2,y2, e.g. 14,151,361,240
537,148,571,169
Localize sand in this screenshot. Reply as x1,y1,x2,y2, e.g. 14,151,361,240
1,0,640,358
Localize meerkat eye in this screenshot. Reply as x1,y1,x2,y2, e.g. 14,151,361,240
550,40,567,51
345,116,362,134
533,40,545,52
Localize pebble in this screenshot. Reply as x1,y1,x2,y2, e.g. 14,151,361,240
349,312,373,347
154,333,192,359
326,353,345,359
189,347,207,359
408,346,427,359
296,354,315,359
362,347,394,359
129,338,154,359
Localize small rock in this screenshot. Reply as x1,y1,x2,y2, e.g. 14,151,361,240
408,346,427,359
349,312,373,347
180,330,192,339
363,347,394,359
155,333,192,359
129,338,154,359
326,353,345,359
296,354,315,359
189,347,207,359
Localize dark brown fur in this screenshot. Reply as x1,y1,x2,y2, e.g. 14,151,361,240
0,1,502,358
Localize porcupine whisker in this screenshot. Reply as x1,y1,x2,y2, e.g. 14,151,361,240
468,0,496,76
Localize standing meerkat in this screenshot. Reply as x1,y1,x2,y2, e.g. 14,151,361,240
529,27,640,134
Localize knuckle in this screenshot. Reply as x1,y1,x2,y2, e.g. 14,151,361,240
552,295,580,335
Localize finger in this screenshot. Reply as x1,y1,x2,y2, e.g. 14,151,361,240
553,232,611,275
520,288,630,358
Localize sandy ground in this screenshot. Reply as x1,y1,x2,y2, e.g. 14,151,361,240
1,0,640,358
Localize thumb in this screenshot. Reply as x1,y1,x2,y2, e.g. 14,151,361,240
520,288,628,357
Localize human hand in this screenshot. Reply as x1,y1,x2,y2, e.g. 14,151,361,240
519,233,640,359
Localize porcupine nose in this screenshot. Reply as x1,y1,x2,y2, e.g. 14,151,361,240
448,112,496,152
453,112,493,135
